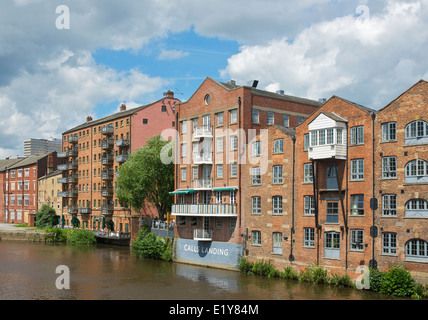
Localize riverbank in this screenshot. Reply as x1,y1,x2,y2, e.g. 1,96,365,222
0,223,56,242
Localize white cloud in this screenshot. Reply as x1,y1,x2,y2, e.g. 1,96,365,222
158,49,190,60
221,0,428,108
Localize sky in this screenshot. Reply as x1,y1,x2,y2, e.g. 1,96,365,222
1,0,428,158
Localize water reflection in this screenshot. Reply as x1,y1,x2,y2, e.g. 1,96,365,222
0,241,393,300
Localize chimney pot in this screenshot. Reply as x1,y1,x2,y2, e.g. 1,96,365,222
86,116,93,122
120,104,126,111
165,90,174,98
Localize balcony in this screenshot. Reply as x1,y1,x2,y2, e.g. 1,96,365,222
101,205,114,215
193,153,213,165
79,207,91,214
67,189,78,198
58,164,68,171
57,191,68,197
57,177,68,184
193,126,213,139
193,178,212,190
102,155,114,165
59,162,78,171
101,170,114,180
102,138,114,150
116,139,130,148
68,206,78,214
57,151,67,158
68,135,78,143
193,228,213,241
101,187,114,197
171,204,237,217
101,125,114,135
67,147,78,157
116,154,129,163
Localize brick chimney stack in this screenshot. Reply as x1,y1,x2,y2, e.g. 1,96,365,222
120,104,126,111
165,90,174,98
86,116,93,122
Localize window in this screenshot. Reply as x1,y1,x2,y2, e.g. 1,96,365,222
405,199,428,217
303,163,313,183
325,232,340,249
181,120,187,134
326,201,339,223
180,167,186,181
303,228,315,247
24,168,29,177
230,109,237,124
24,181,29,191
326,128,334,144
303,134,309,151
350,126,364,145
161,105,167,112
351,194,364,216
230,136,238,151
382,156,397,178
350,230,364,251
252,231,261,245
273,139,284,154
272,165,283,184
230,162,237,177
204,94,211,105
252,141,261,156
181,143,187,158
351,159,364,180
216,192,222,204
297,117,303,125
17,169,22,178
251,167,261,185
272,196,282,215
405,159,428,183
304,196,315,215
272,232,283,254
24,195,29,206
267,112,274,125
251,109,259,123
217,112,223,126
405,120,428,139
216,137,223,153
251,196,261,214
216,164,223,178
192,118,198,132
142,118,148,124
405,239,428,261
10,170,15,178
382,122,397,141
382,194,397,216
283,114,289,127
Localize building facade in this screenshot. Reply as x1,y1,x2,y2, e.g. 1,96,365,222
373,80,428,279
38,169,63,216
0,153,58,225
59,93,179,238
24,138,62,156
171,77,321,269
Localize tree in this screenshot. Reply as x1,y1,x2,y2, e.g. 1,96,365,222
36,204,58,229
116,135,174,220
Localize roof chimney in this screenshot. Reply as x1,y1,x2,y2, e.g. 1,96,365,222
165,90,174,98
120,104,126,111
276,90,285,95
86,116,93,122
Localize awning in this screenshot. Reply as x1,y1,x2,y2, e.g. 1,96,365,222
170,189,195,194
212,186,238,191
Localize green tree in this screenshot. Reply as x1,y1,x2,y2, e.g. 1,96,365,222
36,204,58,229
116,135,174,220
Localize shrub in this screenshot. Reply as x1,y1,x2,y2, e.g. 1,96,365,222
36,204,58,229
299,264,329,284
380,266,415,297
238,257,253,274
329,274,354,288
281,266,299,280
66,229,96,245
131,228,172,261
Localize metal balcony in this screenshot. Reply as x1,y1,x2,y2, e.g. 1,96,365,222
68,135,78,143
101,187,114,197
79,207,91,214
193,229,213,241
57,191,68,197
102,155,114,165
101,170,114,180
116,139,130,148
57,152,67,158
67,189,78,198
67,147,78,157
58,164,68,171
57,177,68,184
68,206,78,214
193,153,213,165
101,206,114,215
101,125,114,135
172,204,237,217
116,154,128,163
102,139,114,150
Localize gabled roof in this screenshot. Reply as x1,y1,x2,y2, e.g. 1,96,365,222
378,79,428,112
180,77,322,107
329,95,376,114
0,158,25,171
7,154,48,169
270,124,296,139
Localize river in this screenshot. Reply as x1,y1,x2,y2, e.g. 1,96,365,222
0,240,396,301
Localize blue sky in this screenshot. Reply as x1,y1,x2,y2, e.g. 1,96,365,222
0,0,427,157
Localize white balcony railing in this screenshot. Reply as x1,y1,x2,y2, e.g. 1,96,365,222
193,178,212,189
171,204,237,217
193,228,213,241
193,153,212,164
193,126,213,139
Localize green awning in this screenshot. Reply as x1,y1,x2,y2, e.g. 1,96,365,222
212,187,238,191
170,189,195,194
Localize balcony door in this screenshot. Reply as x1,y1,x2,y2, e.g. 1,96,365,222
202,115,211,130
326,165,338,190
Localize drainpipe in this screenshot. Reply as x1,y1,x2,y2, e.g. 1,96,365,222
290,136,296,262
371,112,377,269
311,160,319,265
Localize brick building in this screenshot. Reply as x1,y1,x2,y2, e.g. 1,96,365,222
243,124,296,268
294,96,377,275
373,80,428,279
38,169,63,216
59,92,179,238
171,77,321,269
0,153,58,225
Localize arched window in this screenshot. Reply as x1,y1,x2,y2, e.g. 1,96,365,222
405,239,428,262
405,159,428,183
405,120,428,145
405,199,428,218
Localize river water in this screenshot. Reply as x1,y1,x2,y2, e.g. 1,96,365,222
0,240,395,301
